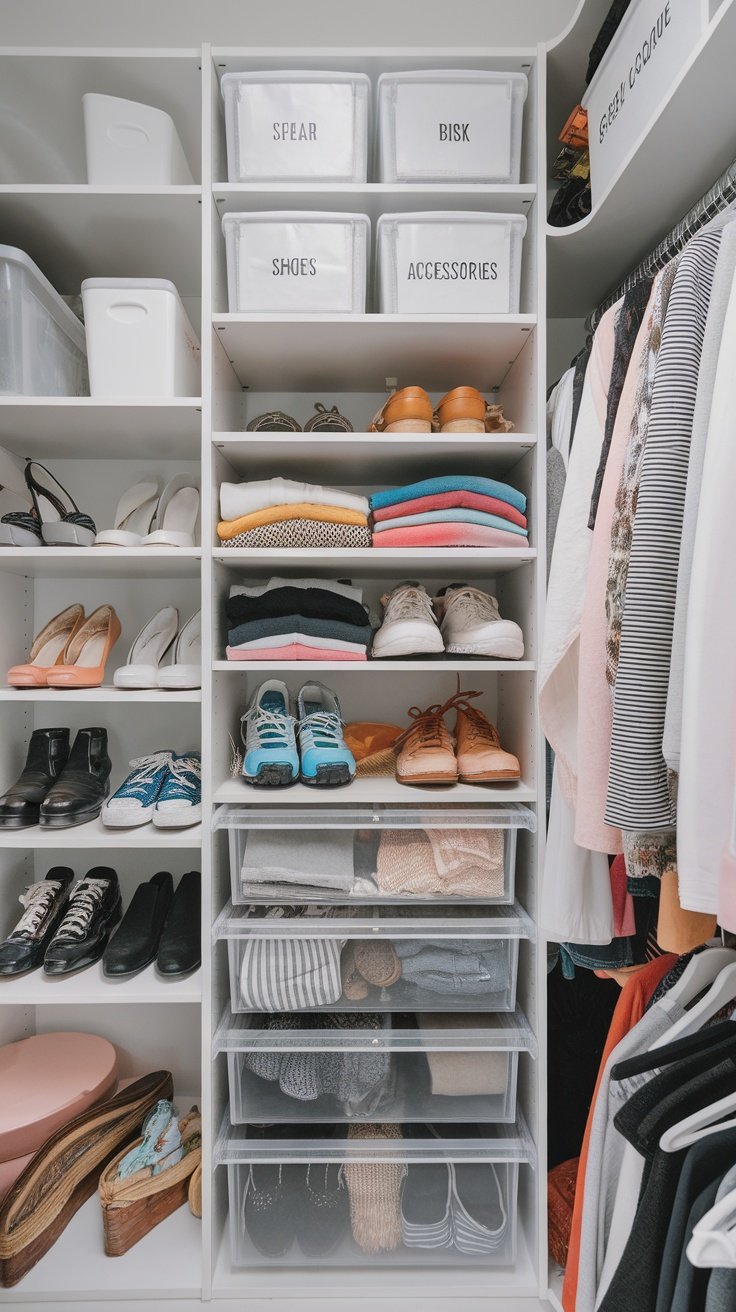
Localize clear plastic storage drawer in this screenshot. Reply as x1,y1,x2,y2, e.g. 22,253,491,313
376,211,527,314
215,1008,537,1125
0,245,88,396
221,71,371,182
377,70,528,183
222,211,370,313
213,902,533,1015
213,803,535,907
215,1119,535,1268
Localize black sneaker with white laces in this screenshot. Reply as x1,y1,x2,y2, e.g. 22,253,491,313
0,868,74,976
43,867,122,975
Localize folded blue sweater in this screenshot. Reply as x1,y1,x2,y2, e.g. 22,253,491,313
372,508,528,536
370,475,526,515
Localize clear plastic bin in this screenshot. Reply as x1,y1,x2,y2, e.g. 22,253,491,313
215,1118,535,1268
215,1008,536,1125
213,902,533,1015
221,71,371,182
377,70,528,183
0,245,87,396
213,803,535,907
376,211,527,314
222,211,370,314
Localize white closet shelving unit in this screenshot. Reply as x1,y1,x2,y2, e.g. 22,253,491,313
0,31,553,1312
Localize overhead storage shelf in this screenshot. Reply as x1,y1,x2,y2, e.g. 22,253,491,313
0,397,202,459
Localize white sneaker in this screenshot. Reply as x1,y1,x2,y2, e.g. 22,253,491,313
371,582,444,659
435,585,524,659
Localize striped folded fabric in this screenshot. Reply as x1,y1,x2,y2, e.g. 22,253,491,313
370,475,526,516
371,489,527,529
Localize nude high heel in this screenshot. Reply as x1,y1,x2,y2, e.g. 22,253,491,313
7,605,85,688
46,605,121,689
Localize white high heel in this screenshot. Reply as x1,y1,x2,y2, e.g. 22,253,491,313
158,611,201,690
95,481,160,547
113,605,179,689
142,475,199,548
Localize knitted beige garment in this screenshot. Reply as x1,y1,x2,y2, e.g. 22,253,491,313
344,1123,406,1253
376,828,504,898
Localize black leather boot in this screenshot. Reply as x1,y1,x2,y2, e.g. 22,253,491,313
0,728,70,829
39,727,111,829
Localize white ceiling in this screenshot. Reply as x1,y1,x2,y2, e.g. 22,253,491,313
0,0,580,48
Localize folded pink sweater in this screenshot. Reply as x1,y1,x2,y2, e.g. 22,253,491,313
227,644,367,662
372,523,530,549
371,489,527,528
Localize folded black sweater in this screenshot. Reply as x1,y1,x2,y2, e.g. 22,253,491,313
225,585,369,630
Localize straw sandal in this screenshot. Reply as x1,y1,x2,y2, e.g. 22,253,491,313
98,1107,201,1255
433,387,514,434
367,387,433,433
0,1070,172,1287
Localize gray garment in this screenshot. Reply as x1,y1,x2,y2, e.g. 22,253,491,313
393,940,507,995
576,995,686,1312
228,614,372,647
547,446,567,581
241,828,355,892
706,1268,736,1312
664,217,736,773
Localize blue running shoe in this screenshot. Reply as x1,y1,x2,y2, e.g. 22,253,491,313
153,751,201,828
297,682,356,788
102,751,173,828
241,680,298,788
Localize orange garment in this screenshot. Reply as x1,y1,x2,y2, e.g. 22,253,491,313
561,953,677,1311
217,503,368,541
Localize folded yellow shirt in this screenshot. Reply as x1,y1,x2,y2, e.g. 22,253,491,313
217,503,369,541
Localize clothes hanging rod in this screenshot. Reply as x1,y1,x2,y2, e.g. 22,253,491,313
588,156,736,331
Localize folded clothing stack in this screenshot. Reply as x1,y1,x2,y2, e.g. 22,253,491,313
239,827,355,899
225,577,373,662
417,1014,509,1097
393,938,508,997
370,476,529,549
376,828,505,899
217,478,371,549
243,1014,393,1116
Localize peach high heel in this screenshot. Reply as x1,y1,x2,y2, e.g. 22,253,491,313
46,605,121,689
7,605,85,688
367,386,433,433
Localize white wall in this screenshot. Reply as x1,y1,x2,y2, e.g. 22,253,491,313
0,0,579,48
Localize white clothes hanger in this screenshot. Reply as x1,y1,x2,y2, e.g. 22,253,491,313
687,1186,736,1268
649,952,736,1049
659,1092,736,1152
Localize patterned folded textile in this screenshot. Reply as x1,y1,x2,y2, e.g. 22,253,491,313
227,614,373,648
217,503,368,541
221,520,373,549
227,643,367,661
371,490,528,528
373,508,528,537
220,476,369,521
225,585,369,629
376,828,504,898
244,1014,393,1115
372,524,529,549
370,475,526,515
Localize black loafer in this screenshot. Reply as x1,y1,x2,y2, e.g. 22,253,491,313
0,729,70,829
39,728,111,829
297,1163,350,1256
244,1164,299,1258
156,870,200,976
0,868,74,975
44,867,122,975
102,871,173,977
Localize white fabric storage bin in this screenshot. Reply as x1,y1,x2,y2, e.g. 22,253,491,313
221,70,370,182
377,70,527,183
81,277,200,396
83,93,194,184
377,211,527,315
0,245,87,396
222,211,370,314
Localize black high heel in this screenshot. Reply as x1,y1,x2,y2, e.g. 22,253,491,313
24,461,96,547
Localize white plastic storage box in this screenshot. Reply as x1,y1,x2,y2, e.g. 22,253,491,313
377,211,527,315
221,70,371,182
377,70,528,183
215,1008,536,1126
81,277,200,396
222,211,370,314
214,803,535,907
213,902,532,1015
83,93,194,184
215,1120,535,1267
0,246,87,396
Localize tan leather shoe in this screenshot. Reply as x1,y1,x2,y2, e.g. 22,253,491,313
394,699,458,785
433,387,514,434
453,692,521,783
367,386,433,433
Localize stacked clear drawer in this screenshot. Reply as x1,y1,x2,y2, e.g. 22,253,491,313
212,804,537,1269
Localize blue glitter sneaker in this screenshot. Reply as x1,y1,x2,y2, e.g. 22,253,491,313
152,752,201,828
102,751,173,828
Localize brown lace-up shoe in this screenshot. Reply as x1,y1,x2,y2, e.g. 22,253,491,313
394,699,458,785
454,692,521,784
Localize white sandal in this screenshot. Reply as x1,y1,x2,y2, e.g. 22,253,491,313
113,605,178,689
142,475,199,548
95,481,160,547
157,611,201,690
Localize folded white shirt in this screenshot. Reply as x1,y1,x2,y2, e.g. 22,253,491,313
220,478,369,522
229,631,367,653
229,576,364,603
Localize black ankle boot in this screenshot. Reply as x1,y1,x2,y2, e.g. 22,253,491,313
39,727,112,829
0,728,70,829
